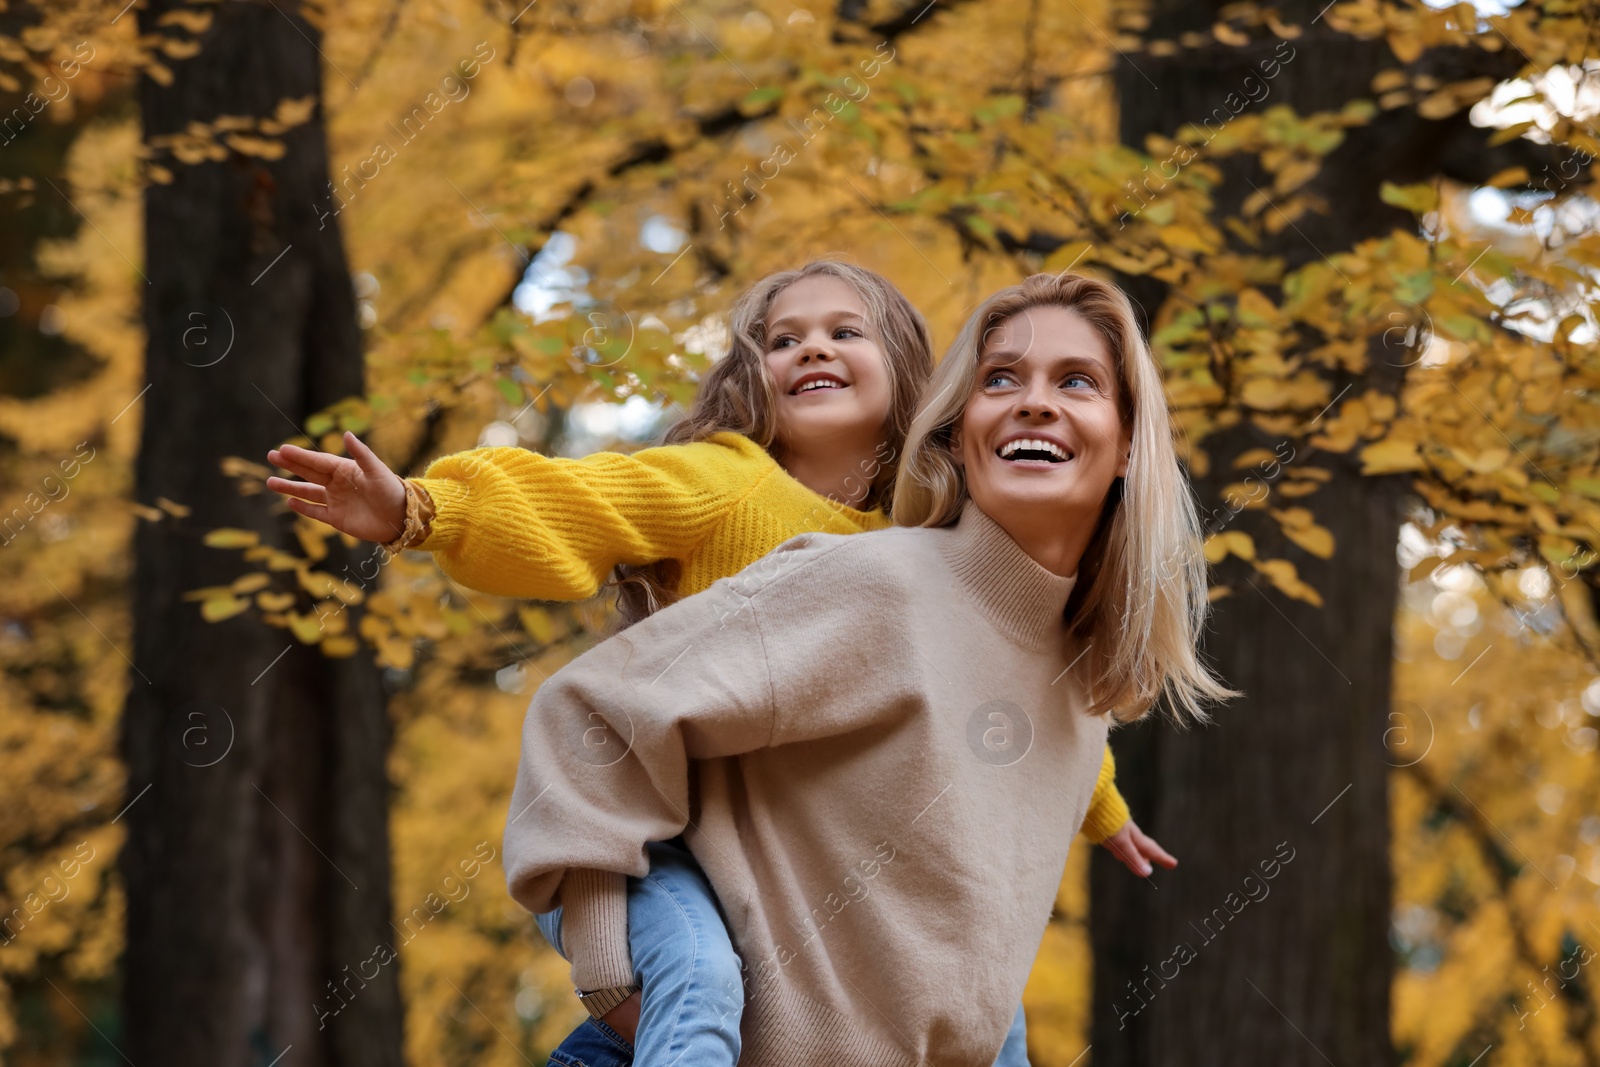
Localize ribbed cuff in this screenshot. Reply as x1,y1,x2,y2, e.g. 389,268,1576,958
559,869,635,990
379,479,437,555
1080,745,1130,843
406,476,472,554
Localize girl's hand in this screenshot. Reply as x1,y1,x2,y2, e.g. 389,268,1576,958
601,990,642,1043
1100,819,1177,878
265,431,408,544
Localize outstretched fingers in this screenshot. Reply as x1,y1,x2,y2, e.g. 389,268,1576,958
268,443,344,485
1136,828,1179,870
343,431,386,474
265,476,328,504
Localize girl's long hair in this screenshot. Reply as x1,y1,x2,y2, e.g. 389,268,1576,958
892,271,1235,725
612,259,933,625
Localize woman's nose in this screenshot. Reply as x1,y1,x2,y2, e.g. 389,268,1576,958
1015,383,1059,419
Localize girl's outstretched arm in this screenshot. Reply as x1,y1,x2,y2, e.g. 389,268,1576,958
403,436,758,600
267,431,767,600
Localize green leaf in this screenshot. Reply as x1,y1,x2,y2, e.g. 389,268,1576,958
496,377,523,405
1380,181,1439,215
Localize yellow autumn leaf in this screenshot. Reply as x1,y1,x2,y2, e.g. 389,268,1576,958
1360,439,1424,474
274,95,317,128
230,573,271,595
1284,522,1335,558
1241,378,1293,410
322,636,359,658
256,591,296,612
286,612,325,645
1253,557,1325,606
377,637,416,671
200,596,250,622
204,528,259,548
224,135,287,160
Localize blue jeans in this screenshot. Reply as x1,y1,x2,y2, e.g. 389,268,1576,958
540,840,743,1067
538,841,1031,1067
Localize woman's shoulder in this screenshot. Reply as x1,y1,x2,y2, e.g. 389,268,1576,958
721,523,937,601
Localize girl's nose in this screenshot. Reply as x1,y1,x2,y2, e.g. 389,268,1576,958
798,343,833,364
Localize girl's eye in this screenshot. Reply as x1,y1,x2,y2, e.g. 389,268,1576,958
772,336,796,349
834,327,860,340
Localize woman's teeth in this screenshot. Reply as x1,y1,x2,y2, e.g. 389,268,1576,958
998,438,1069,462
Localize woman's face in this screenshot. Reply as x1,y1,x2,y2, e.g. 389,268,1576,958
953,304,1130,551
762,275,893,455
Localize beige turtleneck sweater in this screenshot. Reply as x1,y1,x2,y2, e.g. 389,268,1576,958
503,500,1111,1066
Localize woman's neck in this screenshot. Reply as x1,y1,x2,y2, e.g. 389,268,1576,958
985,504,1095,578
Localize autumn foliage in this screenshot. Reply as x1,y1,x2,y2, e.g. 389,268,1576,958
1,0,1596,1062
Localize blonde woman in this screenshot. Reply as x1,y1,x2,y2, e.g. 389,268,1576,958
504,271,1232,1065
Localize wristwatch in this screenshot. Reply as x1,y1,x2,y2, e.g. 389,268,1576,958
576,982,639,1019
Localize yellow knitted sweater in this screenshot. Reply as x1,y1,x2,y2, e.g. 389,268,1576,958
408,430,1129,841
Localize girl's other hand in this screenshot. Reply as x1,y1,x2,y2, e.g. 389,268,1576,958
601,990,642,1044
1100,819,1177,879
265,431,408,545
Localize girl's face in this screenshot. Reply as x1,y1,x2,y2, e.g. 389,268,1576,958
762,275,894,455
952,305,1130,544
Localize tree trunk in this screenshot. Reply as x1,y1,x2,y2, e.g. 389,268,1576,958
123,3,401,1065
1082,1,1533,1059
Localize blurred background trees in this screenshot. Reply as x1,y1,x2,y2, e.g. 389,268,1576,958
0,0,1594,1064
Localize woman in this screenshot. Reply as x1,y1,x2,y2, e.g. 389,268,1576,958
504,271,1233,1065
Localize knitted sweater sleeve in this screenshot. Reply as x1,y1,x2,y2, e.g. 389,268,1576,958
406,436,762,600
502,533,887,991
1080,747,1131,843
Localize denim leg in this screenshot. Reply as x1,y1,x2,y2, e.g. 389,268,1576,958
536,907,564,957
546,1018,634,1067
991,1002,1031,1067
628,840,743,1067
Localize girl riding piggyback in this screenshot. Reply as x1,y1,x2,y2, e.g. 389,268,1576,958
264,261,1153,1066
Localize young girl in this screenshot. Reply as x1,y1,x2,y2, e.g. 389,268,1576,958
503,269,1235,1065
264,262,1160,1065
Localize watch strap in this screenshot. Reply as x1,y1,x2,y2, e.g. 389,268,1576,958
577,982,638,1019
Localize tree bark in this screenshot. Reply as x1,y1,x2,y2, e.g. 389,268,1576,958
1081,2,1515,1061
123,3,401,1065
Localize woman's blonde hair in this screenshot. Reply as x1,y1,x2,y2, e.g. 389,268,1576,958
892,271,1235,724
614,259,933,624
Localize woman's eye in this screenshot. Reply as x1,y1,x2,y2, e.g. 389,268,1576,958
1064,374,1095,390
983,372,1013,388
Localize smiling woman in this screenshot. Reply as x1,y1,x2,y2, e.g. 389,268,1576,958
894,270,1236,723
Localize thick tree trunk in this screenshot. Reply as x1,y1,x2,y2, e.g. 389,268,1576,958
123,3,401,1065
1081,0,1530,1060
